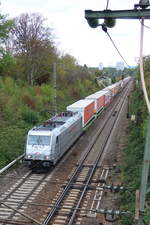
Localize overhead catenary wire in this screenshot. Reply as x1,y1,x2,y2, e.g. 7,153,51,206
106,0,110,10
143,23,150,29
102,25,130,67
139,19,150,29
139,17,150,114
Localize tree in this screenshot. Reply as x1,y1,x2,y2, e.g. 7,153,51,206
0,12,14,76
57,54,79,85
11,13,57,85
0,14,13,45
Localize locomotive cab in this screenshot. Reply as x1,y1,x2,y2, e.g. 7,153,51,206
25,131,55,168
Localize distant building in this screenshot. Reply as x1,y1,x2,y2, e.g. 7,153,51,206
116,62,124,71
99,63,103,70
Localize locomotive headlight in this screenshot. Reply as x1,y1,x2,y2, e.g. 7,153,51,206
45,155,50,160
27,155,32,159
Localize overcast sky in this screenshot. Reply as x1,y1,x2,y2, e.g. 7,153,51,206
1,0,150,68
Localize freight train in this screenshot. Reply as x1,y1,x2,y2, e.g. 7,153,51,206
24,77,131,168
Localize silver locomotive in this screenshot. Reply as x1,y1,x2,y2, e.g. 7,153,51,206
25,111,82,168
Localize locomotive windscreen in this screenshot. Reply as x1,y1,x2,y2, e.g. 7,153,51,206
28,135,51,146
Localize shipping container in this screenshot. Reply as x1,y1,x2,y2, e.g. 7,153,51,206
85,92,105,113
96,90,111,106
123,77,131,86
102,84,117,97
67,99,95,127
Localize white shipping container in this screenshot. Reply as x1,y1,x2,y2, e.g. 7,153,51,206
67,99,95,127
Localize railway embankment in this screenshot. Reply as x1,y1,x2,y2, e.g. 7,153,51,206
119,86,149,225
95,83,149,225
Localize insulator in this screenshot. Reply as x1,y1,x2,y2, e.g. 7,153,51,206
86,18,99,28
139,0,149,5
104,18,116,28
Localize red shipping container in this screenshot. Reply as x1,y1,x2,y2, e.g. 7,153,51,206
96,90,111,107
67,99,95,127
86,92,105,113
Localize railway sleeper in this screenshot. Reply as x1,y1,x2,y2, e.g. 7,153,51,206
75,163,101,168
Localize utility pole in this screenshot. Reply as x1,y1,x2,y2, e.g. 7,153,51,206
137,115,150,225
53,62,57,115
85,1,150,224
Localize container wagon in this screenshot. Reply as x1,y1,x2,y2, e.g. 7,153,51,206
85,92,105,113
67,99,95,127
96,90,111,107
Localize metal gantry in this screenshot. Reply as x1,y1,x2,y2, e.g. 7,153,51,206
85,1,150,29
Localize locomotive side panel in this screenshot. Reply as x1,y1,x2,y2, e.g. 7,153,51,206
57,117,82,162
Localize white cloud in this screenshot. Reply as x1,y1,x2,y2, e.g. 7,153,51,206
1,0,150,67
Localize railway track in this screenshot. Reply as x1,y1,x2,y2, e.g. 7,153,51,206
0,82,132,225
0,171,54,225
42,82,132,225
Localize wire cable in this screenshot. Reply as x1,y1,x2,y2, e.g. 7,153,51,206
106,0,110,10
139,19,150,29
139,17,150,114
102,25,130,67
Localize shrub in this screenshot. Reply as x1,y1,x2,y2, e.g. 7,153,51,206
22,110,39,124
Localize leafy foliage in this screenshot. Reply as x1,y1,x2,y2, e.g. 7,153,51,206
0,12,15,77
22,110,39,124
10,13,57,85
120,90,146,225
0,74,99,168
120,56,150,225
0,14,13,44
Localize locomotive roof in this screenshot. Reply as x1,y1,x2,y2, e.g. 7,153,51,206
31,111,79,132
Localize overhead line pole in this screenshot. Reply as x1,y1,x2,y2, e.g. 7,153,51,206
84,2,150,225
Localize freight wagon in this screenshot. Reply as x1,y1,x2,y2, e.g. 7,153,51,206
85,92,105,114
67,99,95,127
96,90,111,106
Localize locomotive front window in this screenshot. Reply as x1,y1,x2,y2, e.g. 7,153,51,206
28,135,50,146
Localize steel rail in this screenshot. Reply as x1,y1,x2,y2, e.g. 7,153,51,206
42,82,132,225
0,154,25,175
67,82,132,225
0,171,49,225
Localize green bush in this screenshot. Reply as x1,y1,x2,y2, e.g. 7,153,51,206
0,75,99,168
22,110,39,124
120,88,147,224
